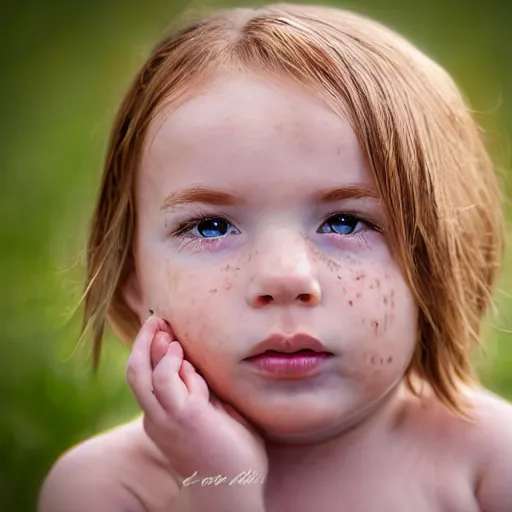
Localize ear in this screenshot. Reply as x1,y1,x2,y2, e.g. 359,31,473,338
121,256,145,323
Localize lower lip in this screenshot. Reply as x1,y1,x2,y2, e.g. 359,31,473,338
243,350,332,379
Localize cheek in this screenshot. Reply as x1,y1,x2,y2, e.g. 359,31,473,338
165,267,216,341
347,340,407,393
152,264,238,370
336,266,418,386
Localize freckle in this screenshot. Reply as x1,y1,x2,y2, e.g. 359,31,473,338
370,356,376,364
234,267,240,271
348,300,353,306
376,280,380,288
387,356,393,363
371,320,379,332
356,292,362,298
362,318,366,324
310,245,341,271
209,288,218,294
343,287,346,293
329,260,340,272
380,358,384,364
369,284,374,289
355,273,364,280
337,276,341,280
383,296,388,305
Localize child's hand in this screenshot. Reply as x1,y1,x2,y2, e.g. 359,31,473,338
125,316,268,487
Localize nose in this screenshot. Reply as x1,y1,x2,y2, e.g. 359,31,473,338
245,239,322,308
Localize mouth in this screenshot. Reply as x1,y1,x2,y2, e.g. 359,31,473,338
244,333,332,359
242,334,333,379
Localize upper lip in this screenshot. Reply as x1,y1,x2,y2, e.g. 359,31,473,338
245,333,330,358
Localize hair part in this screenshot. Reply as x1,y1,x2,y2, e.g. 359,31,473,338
80,3,504,418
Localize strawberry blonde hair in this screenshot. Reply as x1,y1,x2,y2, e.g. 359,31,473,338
81,3,504,417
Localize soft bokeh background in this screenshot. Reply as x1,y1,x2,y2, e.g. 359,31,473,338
1,0,511,510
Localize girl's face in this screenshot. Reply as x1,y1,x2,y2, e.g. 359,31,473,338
126,73,418,442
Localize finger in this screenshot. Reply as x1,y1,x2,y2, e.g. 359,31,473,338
125,316,167,417
152,341,188,412
148,311,177,338
151,331,172,369
160,316,177,339
180,360,209,400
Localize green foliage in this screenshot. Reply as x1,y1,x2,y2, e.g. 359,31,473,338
1,1,511,510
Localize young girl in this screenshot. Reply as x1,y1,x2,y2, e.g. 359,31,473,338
39,3,512,511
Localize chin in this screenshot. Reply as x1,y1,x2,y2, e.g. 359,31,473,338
246,400,352,444
239,385,399,444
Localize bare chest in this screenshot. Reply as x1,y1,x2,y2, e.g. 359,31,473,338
137,455,479,512
264,456,479,512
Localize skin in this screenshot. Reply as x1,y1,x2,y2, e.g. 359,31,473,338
38,72,512,512
124,72,418,444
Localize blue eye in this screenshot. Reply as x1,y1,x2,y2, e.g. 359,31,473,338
196,218,232,238
173,212,377,241
174,216,240,239
319,214,363,235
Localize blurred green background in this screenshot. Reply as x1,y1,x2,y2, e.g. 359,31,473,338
1,0,511,510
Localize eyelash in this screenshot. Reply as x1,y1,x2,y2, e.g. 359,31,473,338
170,212,382,241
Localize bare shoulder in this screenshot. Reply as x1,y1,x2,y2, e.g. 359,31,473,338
38,416,183,512
403,386,512,510
462,387,512,461
467,388,512,511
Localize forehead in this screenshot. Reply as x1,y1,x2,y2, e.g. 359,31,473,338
138,73,370,199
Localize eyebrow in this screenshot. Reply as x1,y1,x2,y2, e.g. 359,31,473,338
160,184,378,211
314,184,379,202
160,186,243,210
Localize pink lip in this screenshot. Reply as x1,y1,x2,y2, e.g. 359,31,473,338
244,350,331,379
243,333,333,380
246,333,329,357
